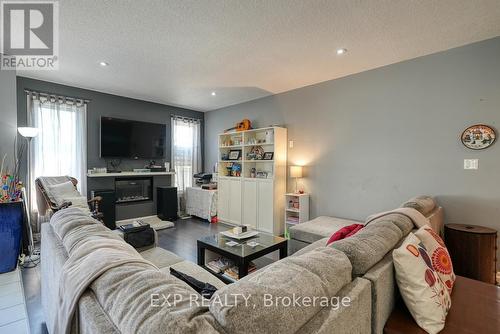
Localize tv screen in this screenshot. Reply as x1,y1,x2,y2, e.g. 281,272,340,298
100,117,166,159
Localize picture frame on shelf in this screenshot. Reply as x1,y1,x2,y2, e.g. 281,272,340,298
262,152,274,160
228,150,242,160
256,171,268,178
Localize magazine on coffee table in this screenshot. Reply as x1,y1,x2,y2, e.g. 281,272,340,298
220,230,259,240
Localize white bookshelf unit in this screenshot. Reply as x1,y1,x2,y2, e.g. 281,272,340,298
217,127,287,235
284,193,310,238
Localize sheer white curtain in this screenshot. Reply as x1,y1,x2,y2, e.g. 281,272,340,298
171,115,201,212
27,93,87,223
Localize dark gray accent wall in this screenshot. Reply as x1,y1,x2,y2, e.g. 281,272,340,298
16,76,204,219
205,37,500,262
16,77,204,171
0,70,17,172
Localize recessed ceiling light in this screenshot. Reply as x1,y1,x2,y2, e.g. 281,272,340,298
336,48,347,55
211,91,216,96
99,61,109,66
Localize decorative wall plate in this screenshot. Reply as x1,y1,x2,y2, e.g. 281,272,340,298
461,124,496,150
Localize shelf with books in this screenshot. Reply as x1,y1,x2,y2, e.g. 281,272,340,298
284,193,310,239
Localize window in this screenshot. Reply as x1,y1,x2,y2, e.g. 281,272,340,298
27,93,87,219
171,115,201,211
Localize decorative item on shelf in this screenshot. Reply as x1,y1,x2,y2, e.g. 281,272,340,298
222,138,233,147
250,168,256,178
290,166,303,193
224,119,252,133
231,163,241,177
221,152,229,161
246,138,257,145
224,162,232,176
262,152,274,160
461,124,496,150
247,146,264,160
265,130,273,143
228,150,241,160
233,136,242,145
256,171,268,178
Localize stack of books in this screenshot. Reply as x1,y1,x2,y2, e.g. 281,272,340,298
223,262,257,280
206,257,233,273
286,216,300,224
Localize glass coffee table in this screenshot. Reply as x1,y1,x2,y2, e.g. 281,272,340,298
197,232,287,284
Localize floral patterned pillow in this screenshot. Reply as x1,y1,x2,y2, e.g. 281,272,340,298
415,226,456,292
393,233,451,334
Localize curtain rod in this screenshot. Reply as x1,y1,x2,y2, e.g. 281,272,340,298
171,114,201,121
24,89,91,103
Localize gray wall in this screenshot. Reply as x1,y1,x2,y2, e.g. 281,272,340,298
205,37,500,261
0,70,17,172
16,77,204,219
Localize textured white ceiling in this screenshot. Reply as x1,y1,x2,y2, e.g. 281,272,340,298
19,0,500,111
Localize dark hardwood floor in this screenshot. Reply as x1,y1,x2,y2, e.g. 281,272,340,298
21,217,279,334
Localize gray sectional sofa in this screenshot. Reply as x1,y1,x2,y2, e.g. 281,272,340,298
41,196,442,334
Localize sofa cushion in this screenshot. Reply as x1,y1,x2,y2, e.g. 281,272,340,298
365,212,415,236
393,233,451,334
292,237,330,257
401,196,436,216
296,278,372,334
289,216,362,244
209,247,352,334
330,220,403,275
90,262,222,333
161,260,227,290
362,252,397,334
140,247,184,269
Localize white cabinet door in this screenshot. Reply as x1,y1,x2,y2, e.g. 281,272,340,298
217,178,230,222
257,181,273,233
242,180,257,228
229,179,242,224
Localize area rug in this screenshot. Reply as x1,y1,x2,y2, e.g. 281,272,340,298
116,215,174,231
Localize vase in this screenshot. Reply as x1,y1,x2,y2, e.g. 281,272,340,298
0,201,24,273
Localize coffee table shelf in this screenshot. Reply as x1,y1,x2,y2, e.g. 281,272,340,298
197,232,287,283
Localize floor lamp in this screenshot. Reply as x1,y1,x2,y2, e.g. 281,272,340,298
17,127,39,267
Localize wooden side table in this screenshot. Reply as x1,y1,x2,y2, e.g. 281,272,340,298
444,224,497,284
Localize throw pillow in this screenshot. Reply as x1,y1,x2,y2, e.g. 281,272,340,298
415,226,455,292
393,233,451,334
326,223,364,245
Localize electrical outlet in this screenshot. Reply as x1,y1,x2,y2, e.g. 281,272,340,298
289,140,294,148
464,159,478,170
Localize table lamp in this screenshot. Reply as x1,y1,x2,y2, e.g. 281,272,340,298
290,165,303,193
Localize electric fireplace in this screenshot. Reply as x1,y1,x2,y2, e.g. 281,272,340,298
115,177,153,203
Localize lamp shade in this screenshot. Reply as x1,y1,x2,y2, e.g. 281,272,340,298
290,166,303,178
18,127,39,138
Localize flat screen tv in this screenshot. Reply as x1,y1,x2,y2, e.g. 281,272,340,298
100,117,166,159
